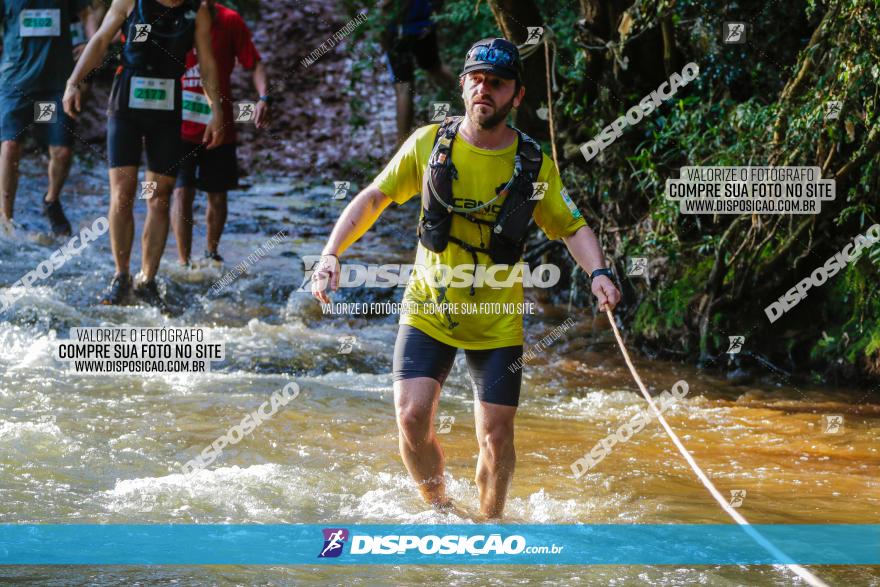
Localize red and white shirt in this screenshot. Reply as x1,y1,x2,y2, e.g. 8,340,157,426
180,3,261,145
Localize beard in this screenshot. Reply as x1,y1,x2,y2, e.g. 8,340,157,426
465,93,516,130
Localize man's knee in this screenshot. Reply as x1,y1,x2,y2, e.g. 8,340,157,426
146,193,172,213
479,425,515,463
207,192,227,209
49,146,72,166
174,187,195,208
396,403,432,445
1,140,22,161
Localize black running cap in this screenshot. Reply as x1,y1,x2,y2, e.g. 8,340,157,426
460,38,522,81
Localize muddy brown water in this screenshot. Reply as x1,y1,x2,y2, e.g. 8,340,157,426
0,165,877,585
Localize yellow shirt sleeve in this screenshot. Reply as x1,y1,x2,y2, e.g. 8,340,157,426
372,124,439,205
533,154,588,240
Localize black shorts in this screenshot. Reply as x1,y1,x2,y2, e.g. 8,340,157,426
385,29,442,84
392,324,523,407
175,141,239,192
107,116,183,177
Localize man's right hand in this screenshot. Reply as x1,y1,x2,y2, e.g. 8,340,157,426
311,254,341,304
62,83,82,118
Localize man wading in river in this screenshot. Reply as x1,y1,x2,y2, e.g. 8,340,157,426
312,38,620,519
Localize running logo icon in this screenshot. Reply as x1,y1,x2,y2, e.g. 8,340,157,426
727,336,745,354
626,257,647,277
430,102,451,122
729,489,747,508
333,181,350,200
234,101,256,123
337,335,355,354
131,24,151,42
139,181,157,200
524,27,544,45
825,101,842,121
530,182,548,201
723,22,746,44
822,414,844,434
34,102,57,123
318,528,349,558
437,414,455,434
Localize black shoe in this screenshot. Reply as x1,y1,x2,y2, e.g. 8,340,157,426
100,274,132,305
42,196,72,237
133,279,165,309
204,250,224,263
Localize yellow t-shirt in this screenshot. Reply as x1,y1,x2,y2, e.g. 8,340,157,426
373,123,587,349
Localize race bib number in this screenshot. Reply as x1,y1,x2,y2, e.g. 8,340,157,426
128,77,175,111
181,90,212,124
70,21,86,46
20,9,61,37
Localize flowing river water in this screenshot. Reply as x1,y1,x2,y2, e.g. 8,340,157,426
0,163,878,585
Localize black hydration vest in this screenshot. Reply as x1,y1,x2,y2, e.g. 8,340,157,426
417,116,544,293
108,0,199,119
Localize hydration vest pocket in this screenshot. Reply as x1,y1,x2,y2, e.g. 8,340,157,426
418,208,452,253
488,226,527,265
488,178,535,265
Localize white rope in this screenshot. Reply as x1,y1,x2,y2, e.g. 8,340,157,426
603,308,829,587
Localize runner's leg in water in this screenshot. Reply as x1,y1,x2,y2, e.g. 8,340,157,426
171,189,228,263
141,171,176,281
394,376,451,507
47,146,73,206
43,145,75,236
108,166,138,276
473,400,516,519
171,186,195,265
205,191,227,257
101,165,138,303
0,140,21,222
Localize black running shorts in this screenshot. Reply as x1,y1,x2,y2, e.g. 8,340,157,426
384,29,442,84
392,324,523,407
175,141,239,192
107,116,183,176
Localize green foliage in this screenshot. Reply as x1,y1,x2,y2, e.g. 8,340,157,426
339,0,879,379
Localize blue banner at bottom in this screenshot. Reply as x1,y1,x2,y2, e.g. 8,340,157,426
0,524,877,565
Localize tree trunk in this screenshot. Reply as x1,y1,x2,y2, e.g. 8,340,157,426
484,0,548,139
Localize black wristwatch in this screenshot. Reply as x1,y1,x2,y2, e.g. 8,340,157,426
590,268,614,281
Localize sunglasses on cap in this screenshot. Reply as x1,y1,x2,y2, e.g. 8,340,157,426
466,44,518,68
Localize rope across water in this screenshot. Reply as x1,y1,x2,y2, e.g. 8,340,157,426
603,307,829,587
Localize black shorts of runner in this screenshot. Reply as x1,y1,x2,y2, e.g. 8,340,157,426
392,324,523,407
384,29,442,84
175,141,239,192
107,116,183,176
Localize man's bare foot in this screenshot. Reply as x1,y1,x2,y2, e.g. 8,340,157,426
432,497,470,518
432,497,454,511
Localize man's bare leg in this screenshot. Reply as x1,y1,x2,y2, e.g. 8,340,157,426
474,399,517,519
108,166,139,276
0,140,22,221
394,81,414,148
205,191,227,254
47,145,72,203
171,186,195,264
140,171,176,281
394,376,450,507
